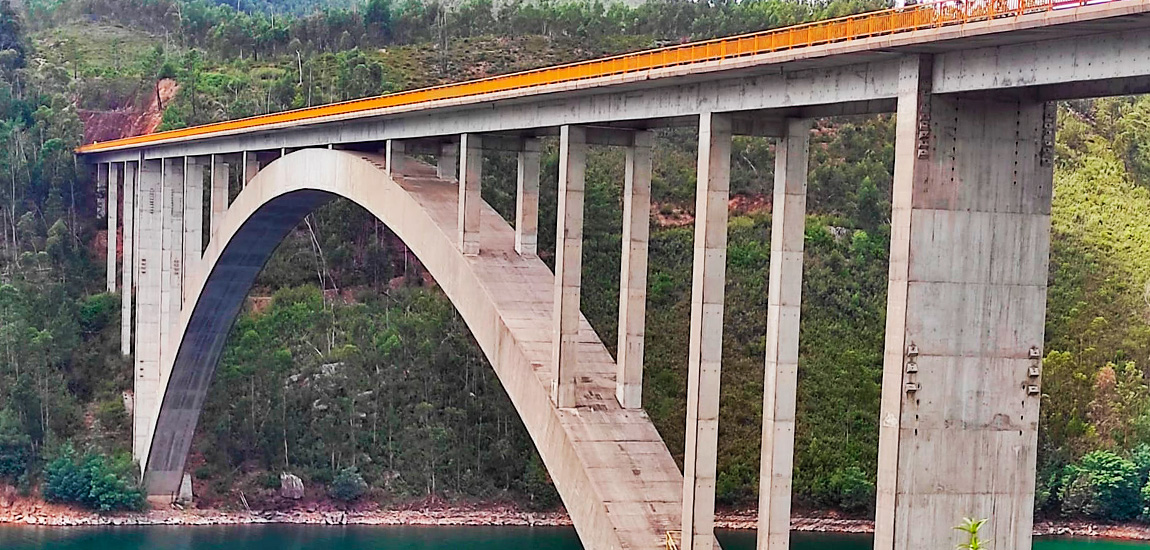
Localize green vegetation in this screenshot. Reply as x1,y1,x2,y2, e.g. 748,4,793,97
955,518,989,550
0,0,1148,522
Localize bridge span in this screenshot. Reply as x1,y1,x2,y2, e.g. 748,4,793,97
79,0,1150,549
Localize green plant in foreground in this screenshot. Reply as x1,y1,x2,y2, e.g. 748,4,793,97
955,517,989,550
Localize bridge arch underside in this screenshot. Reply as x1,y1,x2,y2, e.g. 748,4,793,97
145,149,684,549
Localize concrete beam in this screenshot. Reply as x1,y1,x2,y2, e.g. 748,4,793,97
616,131,653,409
133,158,163,464
515,138,541,257
210,155,229,243
682,112,731,550
874,55,1052,550
551,125,587,409
757,119,810,550
458,134,482,256
121,161,136,357
184,157,204,305
107,163,119,292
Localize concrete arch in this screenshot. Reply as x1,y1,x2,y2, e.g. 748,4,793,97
143,148,683,549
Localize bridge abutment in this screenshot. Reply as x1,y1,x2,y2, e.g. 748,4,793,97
874,56,1052,550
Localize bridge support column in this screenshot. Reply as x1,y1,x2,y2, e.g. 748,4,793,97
161,158,185,358
210,155,229,241
757,118,810,550
107,163,119,292
515,138,541,257
616,130,653,409
386,139,406,177
121,161,136,357
874,56,1052,550
184,158,204,302
682,112,731,550
438,141,459,181
242,151,260,187
134,158,164,464
458,134,483,256
551,125,587,408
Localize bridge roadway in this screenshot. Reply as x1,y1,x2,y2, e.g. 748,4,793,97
79,1,1150,549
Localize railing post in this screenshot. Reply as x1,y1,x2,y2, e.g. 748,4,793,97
682,112,731,550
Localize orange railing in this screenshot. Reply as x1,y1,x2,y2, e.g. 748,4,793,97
76,0,1110,154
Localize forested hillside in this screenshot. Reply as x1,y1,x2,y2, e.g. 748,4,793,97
1,0,1149,521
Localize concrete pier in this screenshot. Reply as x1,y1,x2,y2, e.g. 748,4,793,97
616,130,653,409
121,161,136,356
458,134,483,256
243,151,259,186
438,141,459,181
515,138,541,257
133,158,163,462
874,56,1053,550
386,140,406,177
551,125,587,408
210,155,229,240
107,163,119,292
757,119,810,550
682,112,731,550
184,158,203,303
160,159,184,359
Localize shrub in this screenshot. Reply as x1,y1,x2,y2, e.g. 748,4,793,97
0,409,31,481
1060,450,1141,520
329,468,368,502
828,466,875,513
43,444,144,512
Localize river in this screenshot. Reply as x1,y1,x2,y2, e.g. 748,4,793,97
0,525,1148,549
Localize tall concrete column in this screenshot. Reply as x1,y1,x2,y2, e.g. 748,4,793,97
107,163,119,292
438,141,459,181
96,163,108,220
551,125,587,408
121,161,136,357
210,155,230,241
160,158,184,359
133,158,164,463
183,158,204,302
386,139,406,177
757,119,810,550
682,112,731,550
874,55,1053,550
243,151,259,187
515,138,541,257
458,133,483,256
616,131,653,409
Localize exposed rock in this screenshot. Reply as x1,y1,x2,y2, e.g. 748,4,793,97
280,473,305,500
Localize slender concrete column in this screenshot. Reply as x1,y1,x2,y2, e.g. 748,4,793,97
386,139,406,177
242,151,259,187
616,131,653,409
757,119,810,550
133,158,163,464
121,161,136,357
210,155,230,242
160,158,185,359
515,138,541,257
438,141,459,181
551,125,587,408
107,163,119,292
183,158,204,304
96,163,109,220
458,133,483,256
682,112,731,550
874,55,1053,550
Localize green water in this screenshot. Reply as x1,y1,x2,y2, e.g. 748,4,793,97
0,526,1145,549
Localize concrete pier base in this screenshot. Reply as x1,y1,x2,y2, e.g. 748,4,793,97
682,112,731,550
757,119,809,550
874,56,1053,550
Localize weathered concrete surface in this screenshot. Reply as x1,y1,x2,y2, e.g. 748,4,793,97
757,119,809,550
616,131,652,410
144,149,684,549
682,112,730,550
874,56,1052,550
133,159,163,463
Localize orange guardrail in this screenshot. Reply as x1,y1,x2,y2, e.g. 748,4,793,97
76,0,1111,154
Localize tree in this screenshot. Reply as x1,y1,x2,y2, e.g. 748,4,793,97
0,408,30,480
329,467,367,502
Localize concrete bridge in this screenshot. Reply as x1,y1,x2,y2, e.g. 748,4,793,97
79,0,1150,548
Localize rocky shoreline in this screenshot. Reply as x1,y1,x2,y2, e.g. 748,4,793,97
1,500,1149,542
